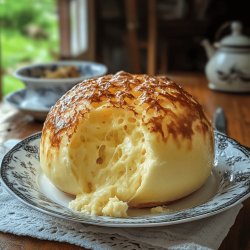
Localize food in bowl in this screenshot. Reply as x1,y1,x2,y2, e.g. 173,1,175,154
44,65,81,79
13,61,108,92
40,71,214,218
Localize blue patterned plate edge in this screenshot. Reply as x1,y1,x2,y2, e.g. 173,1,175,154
0,132,250,227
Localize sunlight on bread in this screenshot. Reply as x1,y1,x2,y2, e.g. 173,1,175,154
40,71,214,217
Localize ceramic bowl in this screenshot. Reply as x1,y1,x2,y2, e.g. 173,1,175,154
14,61,108,95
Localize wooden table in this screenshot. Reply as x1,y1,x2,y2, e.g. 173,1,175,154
0,73,249,249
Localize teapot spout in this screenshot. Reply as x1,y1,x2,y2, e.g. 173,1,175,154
201,39,215,59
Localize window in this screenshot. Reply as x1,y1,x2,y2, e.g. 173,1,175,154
0,0,59,96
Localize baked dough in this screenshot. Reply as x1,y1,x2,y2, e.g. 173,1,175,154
40,71,214,217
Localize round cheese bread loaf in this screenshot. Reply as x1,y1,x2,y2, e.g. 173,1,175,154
40,71,214,217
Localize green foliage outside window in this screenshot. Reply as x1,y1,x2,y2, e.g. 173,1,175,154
1,0,59,96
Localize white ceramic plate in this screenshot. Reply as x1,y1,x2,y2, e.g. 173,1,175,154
4,89,52,121
1,132,250,227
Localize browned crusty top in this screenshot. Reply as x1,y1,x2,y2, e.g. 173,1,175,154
42,71,211,147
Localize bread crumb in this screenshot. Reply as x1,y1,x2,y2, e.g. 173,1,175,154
150,206,171,214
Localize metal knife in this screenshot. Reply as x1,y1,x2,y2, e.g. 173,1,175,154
213,107,227,134
213,107,250,151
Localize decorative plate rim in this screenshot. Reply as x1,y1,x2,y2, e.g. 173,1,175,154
4,89,51,113
1,132,250,227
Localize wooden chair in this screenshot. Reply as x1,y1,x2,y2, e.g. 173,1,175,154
124,0,157,75
124,0,211,75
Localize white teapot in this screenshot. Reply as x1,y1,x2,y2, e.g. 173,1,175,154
201,21,250,92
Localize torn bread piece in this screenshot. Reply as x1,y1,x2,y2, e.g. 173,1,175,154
40,71,214,217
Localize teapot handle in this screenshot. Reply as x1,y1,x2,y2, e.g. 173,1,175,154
214,21,231,42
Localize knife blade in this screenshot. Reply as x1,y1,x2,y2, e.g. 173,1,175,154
213,107,227,134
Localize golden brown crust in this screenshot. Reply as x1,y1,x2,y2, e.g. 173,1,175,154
42,71,211,148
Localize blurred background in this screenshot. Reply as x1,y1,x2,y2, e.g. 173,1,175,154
0,0,249,97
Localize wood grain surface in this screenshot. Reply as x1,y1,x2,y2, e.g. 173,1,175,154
0,74,249,250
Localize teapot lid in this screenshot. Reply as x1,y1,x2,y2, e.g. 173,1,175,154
218,22,250,48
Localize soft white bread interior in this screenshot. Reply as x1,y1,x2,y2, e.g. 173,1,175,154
40,71,214,217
